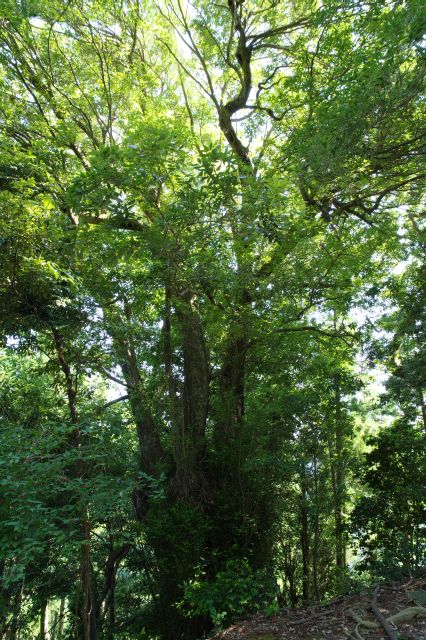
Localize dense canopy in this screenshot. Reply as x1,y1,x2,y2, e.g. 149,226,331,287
0,1,425,639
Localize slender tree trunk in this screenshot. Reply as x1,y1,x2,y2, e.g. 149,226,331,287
51,611,58,640
57,599,65,640
282,542,297,608
418,390,426,435
333,376,346,573
107,576,115,640
7,582,23,640
288,571,298,609
52,330,96,640
102,544,130,640
102,300,166,477
117,333,165,477
81,514,96,640
312,452,320,602
39,602,47,640
163,285,183,432
104,303,166,520
299,468,310,603
0,560,8,639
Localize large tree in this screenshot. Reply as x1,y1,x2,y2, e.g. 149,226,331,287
0,0,425,638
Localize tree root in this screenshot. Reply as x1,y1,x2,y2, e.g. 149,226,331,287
348,608,376,629
354,623,365,640
346,584,426,640
388,606,426,624
371,584,399,640
349,605,426,629
344,623,365,640
343,628,358,640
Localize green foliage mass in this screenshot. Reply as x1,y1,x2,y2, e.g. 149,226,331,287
0,0,424,639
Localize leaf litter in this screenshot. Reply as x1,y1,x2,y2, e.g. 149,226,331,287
212,580,426,640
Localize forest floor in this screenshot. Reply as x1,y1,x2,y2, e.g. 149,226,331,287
212,580,426,640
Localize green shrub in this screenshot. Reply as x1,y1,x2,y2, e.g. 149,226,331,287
180,558,277,628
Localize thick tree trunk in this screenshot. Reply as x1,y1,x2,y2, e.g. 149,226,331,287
216,238,252,446
174,292,209,497
219,334,247,435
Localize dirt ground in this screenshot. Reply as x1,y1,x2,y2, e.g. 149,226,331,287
212,580,426,640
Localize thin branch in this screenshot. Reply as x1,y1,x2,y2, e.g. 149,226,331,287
81,215,147,232
101,395,129,410
247,16,312,44
99,368,130,388
270,325,357,347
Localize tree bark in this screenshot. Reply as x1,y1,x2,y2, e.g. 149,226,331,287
312,452,320,602
333,375,346,573
6,581,23,640
51,611,58,640
281,542,297,608
39,602,47,640
299,468,310,603
51,330,96,640
105,304,166,482
119,342,165,476
57,599,65,640
102,544,130,640
81,515,96,640
173,291,209,497
419,390,426,435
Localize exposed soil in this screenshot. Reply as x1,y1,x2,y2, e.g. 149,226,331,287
212,580,426,640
